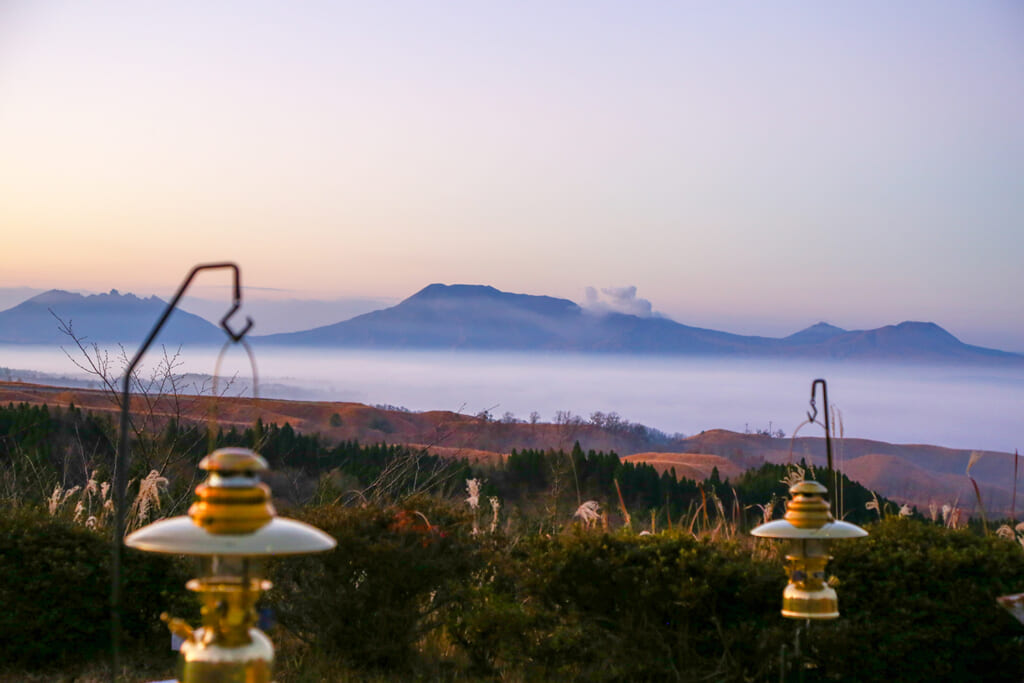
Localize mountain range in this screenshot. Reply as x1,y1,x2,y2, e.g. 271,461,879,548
0,289,224,346
0,284,1020,364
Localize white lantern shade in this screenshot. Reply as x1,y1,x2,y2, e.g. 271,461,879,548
125,516,336,556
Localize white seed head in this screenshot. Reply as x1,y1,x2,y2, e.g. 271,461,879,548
574,500,601,523
465,478,480,510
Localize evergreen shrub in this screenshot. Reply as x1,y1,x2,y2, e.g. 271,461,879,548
813,518,1024,682
0,509,191,669
447,519,1024,681
447,530,790,681
267,497,481,671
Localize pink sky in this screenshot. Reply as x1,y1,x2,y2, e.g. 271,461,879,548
1,2,1022,349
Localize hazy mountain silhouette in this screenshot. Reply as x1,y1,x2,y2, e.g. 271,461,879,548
256,283,765,353
256,283,1022,363
0,289,224,346
2,284,1017,363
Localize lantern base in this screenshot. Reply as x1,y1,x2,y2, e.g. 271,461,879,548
781,583,839,620
175,627,274,683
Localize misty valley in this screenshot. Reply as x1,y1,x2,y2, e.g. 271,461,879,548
2,344,1022,454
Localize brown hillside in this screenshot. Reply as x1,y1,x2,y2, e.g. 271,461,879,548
677,430,1021,516
678,430,1017,484
410,444,506,466
2,381,1018,515
843,453,1024,516
622,452,744,482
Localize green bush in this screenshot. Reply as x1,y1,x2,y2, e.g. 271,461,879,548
446,519,1024,681
9,498,1024,681
447,530,789,681
267,497,481,671
0,509,192,670
810,518,1024,682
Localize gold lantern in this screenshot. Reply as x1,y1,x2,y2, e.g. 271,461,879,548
751,480,866,620
126,447,336,682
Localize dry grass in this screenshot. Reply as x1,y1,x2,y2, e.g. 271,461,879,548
41,467,168,534
622,452,743,481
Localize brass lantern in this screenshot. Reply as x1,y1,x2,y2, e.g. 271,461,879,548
126,447,336,683
751,481,866,620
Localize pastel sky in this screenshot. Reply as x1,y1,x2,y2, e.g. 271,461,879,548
1,2,1022,348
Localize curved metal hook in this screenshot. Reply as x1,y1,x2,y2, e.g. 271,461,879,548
220,300,254,342
808,379,827,430
809,378,835,516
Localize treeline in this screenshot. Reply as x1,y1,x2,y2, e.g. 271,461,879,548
0,401,115,478
0,401,894,526
0,402,471,506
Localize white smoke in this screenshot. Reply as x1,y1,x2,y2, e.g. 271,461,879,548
583,286,655,318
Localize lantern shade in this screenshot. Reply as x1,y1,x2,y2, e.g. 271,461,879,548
125,516,335,556
751,519,868,539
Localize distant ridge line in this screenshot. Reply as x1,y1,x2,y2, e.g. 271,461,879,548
0,284,1020,363
253,283,1023,363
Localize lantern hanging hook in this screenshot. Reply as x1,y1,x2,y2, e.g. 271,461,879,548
112,262,253,681
220,298,253,342
808,379,837,521
208,335,261,451
808,379,833,473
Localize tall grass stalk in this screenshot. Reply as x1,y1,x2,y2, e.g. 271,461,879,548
1013,449,1019,524
966,451,989,535
614,478,631,529
832,405,845,518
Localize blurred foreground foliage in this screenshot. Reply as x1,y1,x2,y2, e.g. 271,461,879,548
5,508,1024,681
0,508,193,670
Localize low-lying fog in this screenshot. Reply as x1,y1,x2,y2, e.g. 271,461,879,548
3,344,1022,453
